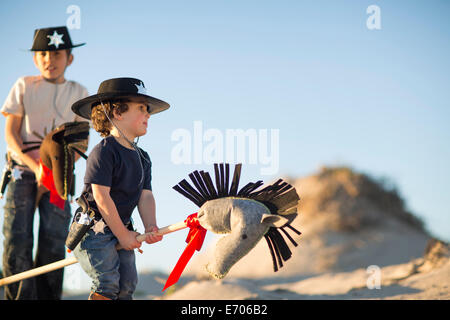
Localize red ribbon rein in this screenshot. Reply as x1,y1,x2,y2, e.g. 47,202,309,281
38,159,66,210
163,212,207,291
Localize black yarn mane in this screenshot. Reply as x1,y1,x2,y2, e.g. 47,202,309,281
172,163,301,273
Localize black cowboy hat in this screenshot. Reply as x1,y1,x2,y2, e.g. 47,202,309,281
71,77,170,120
30,26,85,51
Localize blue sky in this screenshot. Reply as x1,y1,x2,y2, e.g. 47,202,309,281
0,1,449,291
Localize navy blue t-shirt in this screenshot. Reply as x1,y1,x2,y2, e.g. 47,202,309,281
82,136,152,225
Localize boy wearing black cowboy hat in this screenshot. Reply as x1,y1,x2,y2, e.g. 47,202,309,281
1,26,88,300
71,77,169,300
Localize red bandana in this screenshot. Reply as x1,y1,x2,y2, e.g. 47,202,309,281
38,159,66,210
163,212,207,291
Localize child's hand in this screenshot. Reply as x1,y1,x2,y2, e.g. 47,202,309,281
32,161,44,186
144,225,163,244
118,230,142,251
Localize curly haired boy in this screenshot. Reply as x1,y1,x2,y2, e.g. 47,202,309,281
71,77,169,300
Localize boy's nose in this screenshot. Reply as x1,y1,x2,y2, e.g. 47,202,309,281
43,55,52,64
46,52,56,62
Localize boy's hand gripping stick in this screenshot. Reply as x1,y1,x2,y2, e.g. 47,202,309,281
115,220,188,250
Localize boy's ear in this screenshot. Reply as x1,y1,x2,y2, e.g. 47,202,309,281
111,108,123,120
32,53,39,68
66,53,74,67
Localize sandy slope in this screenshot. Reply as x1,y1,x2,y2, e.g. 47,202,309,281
161,256,449,300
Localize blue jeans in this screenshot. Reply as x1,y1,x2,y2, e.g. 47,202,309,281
2,170,71,300
73,228,137,300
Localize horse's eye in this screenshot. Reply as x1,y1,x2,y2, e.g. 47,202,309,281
242,234,247,240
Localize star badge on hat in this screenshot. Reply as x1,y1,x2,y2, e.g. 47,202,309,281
47,30,65,49
135,81,147,94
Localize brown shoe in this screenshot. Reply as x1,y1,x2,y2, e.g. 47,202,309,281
88,292,111,300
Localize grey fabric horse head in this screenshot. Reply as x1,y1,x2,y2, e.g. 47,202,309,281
173,163,301,279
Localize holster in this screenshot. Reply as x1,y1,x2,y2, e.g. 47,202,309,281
65,194,96,252
0,162,11,199
0,153,24,199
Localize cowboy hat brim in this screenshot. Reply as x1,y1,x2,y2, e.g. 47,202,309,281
30,42,86,51
71,92,170,120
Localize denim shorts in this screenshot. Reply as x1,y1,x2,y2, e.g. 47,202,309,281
73,228,137,300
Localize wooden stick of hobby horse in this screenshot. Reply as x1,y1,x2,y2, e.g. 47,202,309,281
0,220,188,287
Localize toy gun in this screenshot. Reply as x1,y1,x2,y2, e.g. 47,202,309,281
0,162,12,199
65,195,96,252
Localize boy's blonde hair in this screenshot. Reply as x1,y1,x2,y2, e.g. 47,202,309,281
91,100,129,137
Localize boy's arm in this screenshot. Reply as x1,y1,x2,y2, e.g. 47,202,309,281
4,114,40,175
138,189,163,244
91,183,141,250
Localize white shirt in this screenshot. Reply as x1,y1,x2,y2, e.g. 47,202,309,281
1,75,89,166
